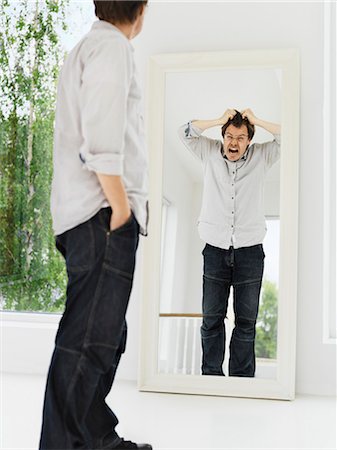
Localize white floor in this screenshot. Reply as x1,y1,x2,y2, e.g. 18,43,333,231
1,373,336,450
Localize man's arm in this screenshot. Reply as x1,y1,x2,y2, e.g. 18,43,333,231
191,108,237,132
241,108,281,135
78,38,133,231
242,109,281,169
96,174,131,231
178,109,237,160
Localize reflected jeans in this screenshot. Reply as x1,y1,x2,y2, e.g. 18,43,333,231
201,243,264,377
39,207,139,449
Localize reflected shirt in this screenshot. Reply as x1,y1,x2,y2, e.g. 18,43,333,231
50,20,148,236
178,122,280,249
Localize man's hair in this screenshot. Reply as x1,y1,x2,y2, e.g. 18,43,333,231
93,1,148,24
221,110,255,141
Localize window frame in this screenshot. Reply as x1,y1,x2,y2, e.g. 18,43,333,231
323,0,336,344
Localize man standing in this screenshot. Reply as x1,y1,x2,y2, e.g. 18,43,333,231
178,109,280,377
40,2,151,449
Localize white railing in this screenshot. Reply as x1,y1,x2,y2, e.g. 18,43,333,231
158,314,203,375
158,314,277,378
158,313,235,375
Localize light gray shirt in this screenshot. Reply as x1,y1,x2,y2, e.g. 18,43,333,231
178,122,281,249
50,20,148,236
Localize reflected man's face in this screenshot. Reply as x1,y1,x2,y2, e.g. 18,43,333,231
223,124,251,162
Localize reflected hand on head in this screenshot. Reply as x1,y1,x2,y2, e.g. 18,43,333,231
242,109,281,135
241,108,257,125
219,108,237,125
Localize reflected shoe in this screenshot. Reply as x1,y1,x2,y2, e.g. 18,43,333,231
111,439,152,449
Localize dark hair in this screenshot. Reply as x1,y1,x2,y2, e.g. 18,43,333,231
221,110,255,140
93,1,148,24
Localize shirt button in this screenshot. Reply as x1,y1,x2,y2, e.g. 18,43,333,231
232,197,234,200
232,211,234,214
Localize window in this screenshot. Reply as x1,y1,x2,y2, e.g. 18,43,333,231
0,1,95,314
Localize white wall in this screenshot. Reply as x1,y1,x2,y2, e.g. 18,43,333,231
3,1,335,397
162,137,195,312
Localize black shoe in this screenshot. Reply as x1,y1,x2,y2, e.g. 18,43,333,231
111,438,152,449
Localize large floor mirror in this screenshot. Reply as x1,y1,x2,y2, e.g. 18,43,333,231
139,50,299,400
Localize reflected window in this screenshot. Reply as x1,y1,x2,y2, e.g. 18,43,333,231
255,218,280,363
160,198,178,312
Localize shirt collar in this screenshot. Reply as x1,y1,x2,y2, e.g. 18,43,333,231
222,144,250,163
91,20,134,52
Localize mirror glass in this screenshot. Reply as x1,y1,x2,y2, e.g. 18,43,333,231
158,68,281,380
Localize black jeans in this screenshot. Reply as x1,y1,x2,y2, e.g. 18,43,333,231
201,243,264,377
39,207,139,449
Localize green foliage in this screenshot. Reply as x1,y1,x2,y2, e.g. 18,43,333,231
255,279,278,359
0,0,68,313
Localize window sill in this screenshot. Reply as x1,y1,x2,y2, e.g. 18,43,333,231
1,311,62,374
1,310,61,327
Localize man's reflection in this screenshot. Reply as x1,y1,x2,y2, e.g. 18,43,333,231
178,109,280,377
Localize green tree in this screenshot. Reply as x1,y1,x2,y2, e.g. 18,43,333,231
255,279,278,359
0,0,68,312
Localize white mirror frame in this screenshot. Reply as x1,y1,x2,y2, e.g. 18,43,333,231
139,49,300,400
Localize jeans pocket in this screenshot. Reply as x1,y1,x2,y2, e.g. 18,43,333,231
62,220,96,272
96,206,111,232
108,212,135,235
259,244,265,259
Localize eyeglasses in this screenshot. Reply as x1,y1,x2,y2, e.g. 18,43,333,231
224,133,249,143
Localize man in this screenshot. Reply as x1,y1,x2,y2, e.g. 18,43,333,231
178,109,281,377
39,2,151,449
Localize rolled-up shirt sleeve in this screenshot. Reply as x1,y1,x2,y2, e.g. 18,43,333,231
178,121,213,161
79,38,132,175
260,133,281,169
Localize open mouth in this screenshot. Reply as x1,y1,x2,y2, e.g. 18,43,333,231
229,148,239,154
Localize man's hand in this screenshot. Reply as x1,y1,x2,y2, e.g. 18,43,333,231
242,108,281,135
110,208,132,232
241,108,258,125
96,173,132,231
219,108,237,125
